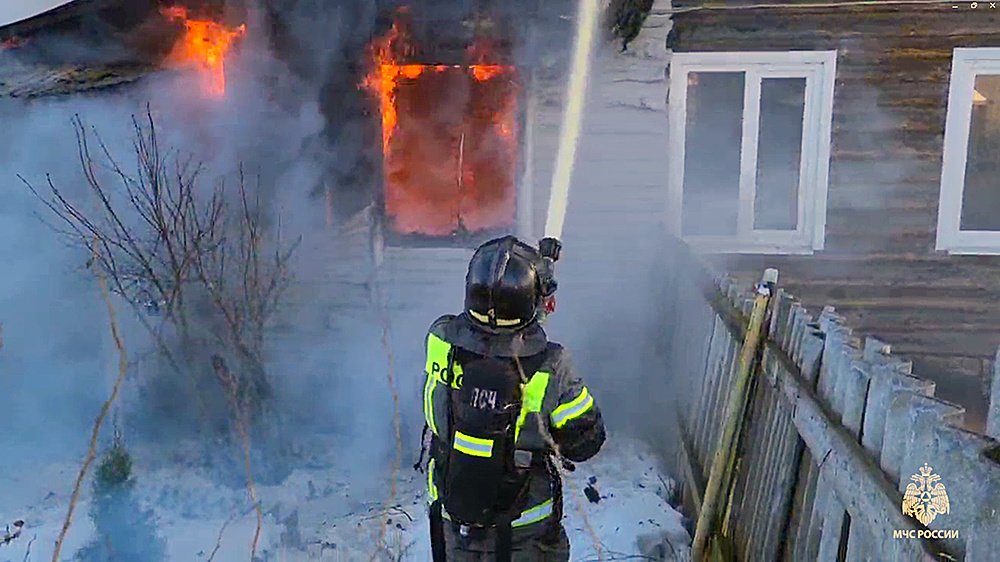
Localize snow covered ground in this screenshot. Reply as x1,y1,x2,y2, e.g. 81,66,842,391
0,434,690,561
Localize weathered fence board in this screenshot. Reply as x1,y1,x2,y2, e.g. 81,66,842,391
987,347,1000,441
666,240,1000,561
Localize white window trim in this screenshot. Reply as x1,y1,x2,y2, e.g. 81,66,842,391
666,50,837,255
936,47,1000,255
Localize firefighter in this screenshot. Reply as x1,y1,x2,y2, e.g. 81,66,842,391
418,235,606,561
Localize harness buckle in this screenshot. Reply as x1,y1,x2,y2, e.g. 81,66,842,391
514,449,533,469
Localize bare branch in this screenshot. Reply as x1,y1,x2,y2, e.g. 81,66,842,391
368,253,403,562
51,248,130,562
22,534,35,562
204,511,239,562
212,356,263,561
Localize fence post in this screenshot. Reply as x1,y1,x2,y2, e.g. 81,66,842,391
942,423,1000,561
893,395,967,557
810,322,856,561
843,351,877,561
691,268,778,562
880,377,936,483
777,319,823,560
987,345,1000,440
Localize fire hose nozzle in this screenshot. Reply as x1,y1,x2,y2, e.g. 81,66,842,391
537,238,560,302
762,268,779,285
539,237,562,262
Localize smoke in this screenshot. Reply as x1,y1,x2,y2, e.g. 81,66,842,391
0,0,585,513
0,96,121,469
0,0,353,490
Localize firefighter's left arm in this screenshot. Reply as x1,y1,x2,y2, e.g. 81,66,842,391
548,349,606,463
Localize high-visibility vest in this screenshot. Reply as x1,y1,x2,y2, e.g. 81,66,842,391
422,332,557,528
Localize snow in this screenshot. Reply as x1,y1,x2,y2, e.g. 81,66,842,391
0,435,690,561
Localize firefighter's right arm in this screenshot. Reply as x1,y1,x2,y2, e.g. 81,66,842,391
548,348,606,463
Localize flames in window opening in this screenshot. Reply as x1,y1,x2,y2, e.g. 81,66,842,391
361,8,520,238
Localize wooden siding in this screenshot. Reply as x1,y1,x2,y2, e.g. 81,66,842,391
669,1,1000,431
517,1,673,430
528,1,671,261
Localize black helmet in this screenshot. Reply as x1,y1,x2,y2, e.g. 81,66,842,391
465,236,544,332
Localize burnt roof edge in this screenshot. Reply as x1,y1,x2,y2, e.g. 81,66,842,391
0,0,118,40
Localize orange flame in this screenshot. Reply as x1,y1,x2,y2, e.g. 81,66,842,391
360,13,416,149
360,9,519,236
0,36,27,51
160,6,246,97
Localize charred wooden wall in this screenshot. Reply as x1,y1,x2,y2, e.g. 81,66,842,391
669,1,1000,430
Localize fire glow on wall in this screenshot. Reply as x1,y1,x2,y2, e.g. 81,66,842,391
362,8,519,239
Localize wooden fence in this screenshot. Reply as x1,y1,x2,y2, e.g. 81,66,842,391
662,244,1000,562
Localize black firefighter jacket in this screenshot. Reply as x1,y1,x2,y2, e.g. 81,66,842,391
421,312,606,540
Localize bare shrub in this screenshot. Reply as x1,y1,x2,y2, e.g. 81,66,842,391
23,106,300,470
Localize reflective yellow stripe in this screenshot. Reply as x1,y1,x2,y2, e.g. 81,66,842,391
426,333,461,388
423,359,438,435
450,361,464,389
515,371,550,443
512,499,554,527
551,387,594,429
425,333,449,373
427,458,438,503
468,309,522,327
425,333,465,436
453,431,494,458
438,499,552,527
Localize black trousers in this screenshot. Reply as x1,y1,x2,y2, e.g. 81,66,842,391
442,521,571,561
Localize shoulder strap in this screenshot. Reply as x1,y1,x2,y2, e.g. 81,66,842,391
444,346,457,437
516,349,548,381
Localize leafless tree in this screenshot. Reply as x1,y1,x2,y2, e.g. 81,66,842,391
212,355,264,560
22,105,300,436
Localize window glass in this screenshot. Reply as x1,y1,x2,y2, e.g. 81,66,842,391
753,77,806,231
959,74,1000,232
681,71,744,236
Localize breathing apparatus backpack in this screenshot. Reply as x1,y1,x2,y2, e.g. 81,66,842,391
427,346,549,560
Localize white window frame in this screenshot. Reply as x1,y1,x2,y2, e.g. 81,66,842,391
936,48,1000,255
666,51,837,254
